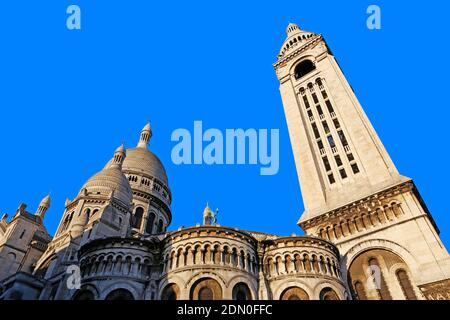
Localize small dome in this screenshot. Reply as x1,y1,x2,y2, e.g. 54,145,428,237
278,22,316,58
81,167,133,205
286,23,301,36
81,145,133,205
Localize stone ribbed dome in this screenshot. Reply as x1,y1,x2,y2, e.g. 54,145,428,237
278,22,316,58
81,145,133,205
81,167,133,204
122,147,168,185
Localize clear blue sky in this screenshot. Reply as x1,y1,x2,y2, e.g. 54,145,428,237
0,1,449,248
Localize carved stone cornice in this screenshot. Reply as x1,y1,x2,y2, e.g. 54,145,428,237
300,181,414,230
273,35,324,70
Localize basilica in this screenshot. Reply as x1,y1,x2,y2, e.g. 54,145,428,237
1,23,450,300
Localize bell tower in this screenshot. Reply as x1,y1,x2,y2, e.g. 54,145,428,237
275,23,450,300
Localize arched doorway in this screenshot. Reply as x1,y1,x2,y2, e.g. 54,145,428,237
232,283,252,300
348,249,417,300
161,283,180,300
190,278,223,300
280,287,309,300
319,288,340,300
105,289,134,300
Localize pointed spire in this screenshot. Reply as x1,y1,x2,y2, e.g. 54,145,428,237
36,193,51,219
110,144,126,168
137,122,153,148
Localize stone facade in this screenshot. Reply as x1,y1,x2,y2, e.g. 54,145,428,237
0,23,449,300
275,23,450,300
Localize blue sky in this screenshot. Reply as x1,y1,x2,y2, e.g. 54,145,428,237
0,1,449,248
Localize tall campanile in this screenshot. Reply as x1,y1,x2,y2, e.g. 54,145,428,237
275,23,450,300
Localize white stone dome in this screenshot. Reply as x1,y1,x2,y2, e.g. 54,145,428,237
121,147,168,185
81,167,133,205
81,146,133,205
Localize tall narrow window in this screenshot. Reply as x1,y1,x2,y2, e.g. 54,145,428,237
302,96,311,109
317,140,324,150
335,155,343,167
347,153,355,162
322,121,330,134
396,269,417,300
312,93,319,104
133,207,144,230
307,110,313,119
327,135,336,148
146,212,156,234
316,105,324,116
337,130,348,146
325,100,334,113
339,169,347,179
312,123,320,139
321,90,328,99
19,230,26,239
323,157,331,172
333,119,340,129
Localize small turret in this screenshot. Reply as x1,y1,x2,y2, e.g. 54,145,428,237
36,194,51,219
137,122,152,149
110,144,126,169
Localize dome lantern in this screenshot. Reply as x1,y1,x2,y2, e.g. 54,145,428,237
36,193,51,219
137,122,153,149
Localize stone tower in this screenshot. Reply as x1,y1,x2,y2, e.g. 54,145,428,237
274,23,450,300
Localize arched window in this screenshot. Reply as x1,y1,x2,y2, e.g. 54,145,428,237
280,287,309,300
161,284,180,300
105,289,134,300
133,207,144,229
157,219,164,233
320,287,340,300
146,212,156,234
190,278,223,300
232,283,252,301
396,269,417,300
294,60,316,80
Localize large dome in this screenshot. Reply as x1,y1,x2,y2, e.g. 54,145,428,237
81,145,133,205
121,147,168,185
